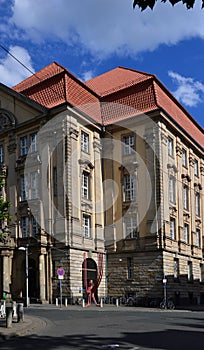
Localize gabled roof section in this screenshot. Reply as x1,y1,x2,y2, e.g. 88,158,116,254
85,66,154,97
13,62,101,122
86,66,203,148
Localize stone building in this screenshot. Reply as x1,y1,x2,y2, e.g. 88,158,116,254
0,63,203,305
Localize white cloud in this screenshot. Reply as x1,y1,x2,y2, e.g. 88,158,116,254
8,0,204,59
81,70,94,82
0,45,34,87
168,71,204,107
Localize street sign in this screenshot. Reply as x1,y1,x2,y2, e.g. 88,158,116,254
57,268,65,276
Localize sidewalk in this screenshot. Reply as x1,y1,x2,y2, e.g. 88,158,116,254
0,314,47,341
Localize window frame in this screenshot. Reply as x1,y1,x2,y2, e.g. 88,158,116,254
21,216,29,237
20,174,29,201
20,135,28,156
182,148,187,167
169,175,176,204
195,192,200,217
183,185,189,211
81,131,89,153
170,217,176,240
168,137,174,157
122,134,135,156
124,173,136,201
184,223,190,244
82,214,91,238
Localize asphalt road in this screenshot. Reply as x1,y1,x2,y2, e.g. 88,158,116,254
1,305,204,350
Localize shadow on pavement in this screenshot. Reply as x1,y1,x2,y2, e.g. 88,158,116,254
1,328,204,350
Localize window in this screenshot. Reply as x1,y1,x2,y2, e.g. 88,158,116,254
30,133,38,153
53,167,57,196
194,159,199,177
196,228,201,248
123,135,135,155
125,216,138,238
0,145,3,163
82,171,89,199
170,217,176,240
127,257,133,279
81,131,89,153
200,264,204,282
184,223,189,244
183,185,189,210
182,149,187,167
82,214,91,238
20,217,29,237
20,175,28,201
20,136,28,156
195,192,200,217
124,174,136,201
168,137,174,157
31,172,39,199
188,261,193,281
174,258,179,279
32,216,38,236
169,176,176,204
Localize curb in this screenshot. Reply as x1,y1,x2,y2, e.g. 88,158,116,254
0,315,47,342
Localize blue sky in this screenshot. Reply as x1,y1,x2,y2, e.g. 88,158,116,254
0,0,204,129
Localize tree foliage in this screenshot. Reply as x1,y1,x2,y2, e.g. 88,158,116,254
133,0,204,11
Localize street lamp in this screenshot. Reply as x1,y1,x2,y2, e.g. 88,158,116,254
18,245,29,307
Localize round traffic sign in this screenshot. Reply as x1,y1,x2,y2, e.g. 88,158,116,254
57,268,65,276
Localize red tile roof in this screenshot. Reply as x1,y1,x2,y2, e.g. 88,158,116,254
13,63,203,149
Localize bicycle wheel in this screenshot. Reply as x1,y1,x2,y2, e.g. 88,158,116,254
168,300,175,310
160,301,166,309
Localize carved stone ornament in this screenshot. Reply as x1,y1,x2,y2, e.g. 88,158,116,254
0,109,16,132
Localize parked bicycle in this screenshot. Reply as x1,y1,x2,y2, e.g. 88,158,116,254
160,298,175,310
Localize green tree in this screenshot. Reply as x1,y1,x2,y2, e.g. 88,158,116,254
0,175,12,243
133,0,204,11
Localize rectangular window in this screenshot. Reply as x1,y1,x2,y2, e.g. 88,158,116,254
188,261,193,281
169,176,176,204
182,149,187,167
82,214,91,238
170,217,176,240
82,171,89,199
124,174,136,201
168,137,174,157
195,192,200,217
194,159,199,177
53,167,57,196
200,264,204,282
174,258,179,279
20,217,29,237
32,216,38,236
30,133,38,153
0,145,3,163
81,131,89,153
31,172,39,199
123,135,135,155
196,228,201,248
20,136,28,156
20,174,28,201
184,223,189,244
127,257,133,279
183,185,189,210
125,216,138,238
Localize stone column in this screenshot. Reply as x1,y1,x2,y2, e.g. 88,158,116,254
2,250,13,294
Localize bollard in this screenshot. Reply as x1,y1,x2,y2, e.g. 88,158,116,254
116,298,119,307
56,298,59,306
65,298,68,307
17,303,24,323
82,299,85,308
100,298,103,308
6,305,13,328
13,301,17,319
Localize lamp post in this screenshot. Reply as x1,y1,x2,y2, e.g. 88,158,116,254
18,245,29,307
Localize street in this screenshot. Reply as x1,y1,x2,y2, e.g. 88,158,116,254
1,305,204,350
